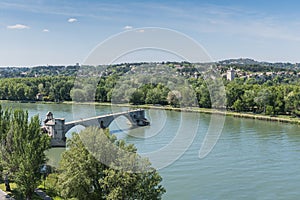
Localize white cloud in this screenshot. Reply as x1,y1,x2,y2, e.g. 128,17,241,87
42,29,49,32
7,24,29,29
68,18,78,23
123,25,133,30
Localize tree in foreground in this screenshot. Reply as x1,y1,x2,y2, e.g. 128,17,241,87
58,127,165,200
0,106,50,199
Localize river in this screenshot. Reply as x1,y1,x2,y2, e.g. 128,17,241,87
2,102,300,199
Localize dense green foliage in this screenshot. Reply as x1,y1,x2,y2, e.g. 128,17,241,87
0,106,50,199
57,127,165,200
0,61,300,116
224,78,300,115
0,76,74,102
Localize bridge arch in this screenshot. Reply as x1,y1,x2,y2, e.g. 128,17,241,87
65,124,86,136
44,109,149,147
108,114,135,131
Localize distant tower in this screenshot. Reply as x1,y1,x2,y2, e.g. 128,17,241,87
227,68,235,81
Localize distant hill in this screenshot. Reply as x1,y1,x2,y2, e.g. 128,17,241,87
0,59,299,78
218,58,261,65
218,58,298,69
0,65,79,78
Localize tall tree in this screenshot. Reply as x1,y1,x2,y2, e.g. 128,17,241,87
129,89,145,105
254,88,272,114
58,127,165,200
0,107,50,199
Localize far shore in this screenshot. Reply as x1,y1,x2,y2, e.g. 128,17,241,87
1,100,300,125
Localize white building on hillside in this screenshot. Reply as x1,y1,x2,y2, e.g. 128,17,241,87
227,68,235,81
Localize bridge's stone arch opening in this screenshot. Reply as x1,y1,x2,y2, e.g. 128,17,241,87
109,115,133,133
65,124,86,138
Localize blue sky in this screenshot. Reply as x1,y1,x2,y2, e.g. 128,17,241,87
1,0,300,66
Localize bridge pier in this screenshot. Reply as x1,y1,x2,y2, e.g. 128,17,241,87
42,112,67,147
42,109,149,147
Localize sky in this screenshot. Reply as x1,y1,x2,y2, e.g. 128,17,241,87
1,0,300,66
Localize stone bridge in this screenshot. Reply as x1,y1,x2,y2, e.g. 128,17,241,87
42,109,150,147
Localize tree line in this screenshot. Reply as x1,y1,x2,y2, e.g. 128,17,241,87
225,78,300,116
0,76,74,102
0,74,299,116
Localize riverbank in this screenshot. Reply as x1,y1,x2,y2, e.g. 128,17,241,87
1,100,300,125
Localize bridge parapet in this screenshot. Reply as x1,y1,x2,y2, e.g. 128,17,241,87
43,109,149,147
